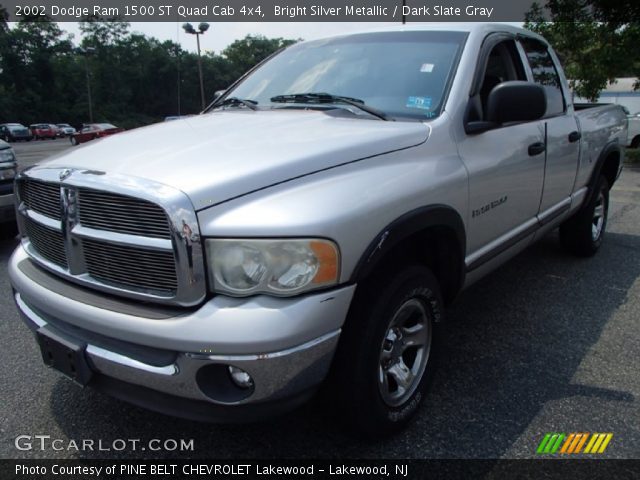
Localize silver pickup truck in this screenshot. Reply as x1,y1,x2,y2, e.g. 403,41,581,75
9,23,626,435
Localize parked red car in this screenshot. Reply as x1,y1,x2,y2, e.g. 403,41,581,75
30,124,57,140
70,123,124,145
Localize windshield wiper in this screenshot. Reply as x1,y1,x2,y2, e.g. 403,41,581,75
270,93,390,121
211,97,258,111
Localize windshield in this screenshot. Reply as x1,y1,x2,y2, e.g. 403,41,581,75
224,31,467,121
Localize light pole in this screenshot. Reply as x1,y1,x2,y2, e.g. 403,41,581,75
182,22,209,111
79,47,96,123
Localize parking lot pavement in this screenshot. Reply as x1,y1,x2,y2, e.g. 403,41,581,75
11,137,74,170
1,147,639,459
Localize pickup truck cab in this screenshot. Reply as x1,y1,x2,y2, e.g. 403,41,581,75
9,24,626,435
0,139,17,225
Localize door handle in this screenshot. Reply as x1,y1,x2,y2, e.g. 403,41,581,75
528,142,546,156
568,131,581,143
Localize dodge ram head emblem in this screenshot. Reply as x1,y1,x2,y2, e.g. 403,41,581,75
59,169,72,181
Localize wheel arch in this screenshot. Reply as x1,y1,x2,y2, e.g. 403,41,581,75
349,205,466,305
588,142,622,203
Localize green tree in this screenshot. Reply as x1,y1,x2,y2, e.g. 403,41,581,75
0,4,8,31
0,16,75,123
525,0,640,100
0,20,298,127
222,34,298,80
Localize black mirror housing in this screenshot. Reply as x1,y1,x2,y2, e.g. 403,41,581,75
486,81,546,124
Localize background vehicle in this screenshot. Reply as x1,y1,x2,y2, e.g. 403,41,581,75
626,110,640,148
48,124,62,137
30,124,57,140
0,123,33,142
0,139,17,228
70,123,123,145
56,123,76,137
9,24,626,436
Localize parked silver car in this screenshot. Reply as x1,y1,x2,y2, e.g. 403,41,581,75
56,123,77,137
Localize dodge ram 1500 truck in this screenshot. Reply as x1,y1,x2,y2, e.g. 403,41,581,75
9,23,626,435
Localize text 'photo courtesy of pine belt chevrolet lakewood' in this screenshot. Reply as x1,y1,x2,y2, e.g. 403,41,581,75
8,23,626,436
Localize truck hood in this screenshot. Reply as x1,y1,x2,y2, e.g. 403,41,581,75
42,110,429,210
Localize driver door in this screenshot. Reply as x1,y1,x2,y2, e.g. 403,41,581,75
457,36,546,268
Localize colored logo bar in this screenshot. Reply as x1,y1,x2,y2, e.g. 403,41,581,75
537,433,613,454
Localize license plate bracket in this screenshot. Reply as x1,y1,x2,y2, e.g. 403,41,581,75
36,326,93,386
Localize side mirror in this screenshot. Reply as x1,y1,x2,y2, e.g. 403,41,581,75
213,89,226,101
465,81,546,134
486,81,546,124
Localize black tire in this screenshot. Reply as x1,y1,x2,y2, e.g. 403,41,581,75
631,136,640,149
70,137,78,146
330,264,444,436
559,175,609,257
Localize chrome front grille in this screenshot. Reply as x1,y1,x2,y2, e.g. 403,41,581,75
78,188,171,239
84,239,178,293
15,170,206,306
19,180,61,219
23,217,67,268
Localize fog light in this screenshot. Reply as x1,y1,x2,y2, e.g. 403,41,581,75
228,366,253,389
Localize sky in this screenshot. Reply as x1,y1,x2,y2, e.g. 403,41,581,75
58,22,399,54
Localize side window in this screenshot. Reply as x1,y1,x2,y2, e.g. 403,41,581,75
520,38,565,117
477,40,527,121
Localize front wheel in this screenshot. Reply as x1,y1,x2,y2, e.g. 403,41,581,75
70,137,78,146
331,265,444,436
560,175,609,256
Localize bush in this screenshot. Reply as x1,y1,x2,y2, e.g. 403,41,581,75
625,148,640,165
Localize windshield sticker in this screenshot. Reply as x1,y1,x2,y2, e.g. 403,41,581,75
406,96,432,110
420,63,435,73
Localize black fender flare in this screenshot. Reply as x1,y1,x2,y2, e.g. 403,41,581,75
349,205,466,303
585,141,622,205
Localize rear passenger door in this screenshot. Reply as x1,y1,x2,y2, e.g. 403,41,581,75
519,37,580,218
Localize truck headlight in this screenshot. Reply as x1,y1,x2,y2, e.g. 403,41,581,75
0,167,16,181
205,238,340,296
0,148,16,163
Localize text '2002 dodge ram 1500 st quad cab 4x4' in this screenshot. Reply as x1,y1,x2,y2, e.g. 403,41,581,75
9,24,626,435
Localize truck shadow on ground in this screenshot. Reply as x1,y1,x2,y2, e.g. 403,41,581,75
48,231,639,459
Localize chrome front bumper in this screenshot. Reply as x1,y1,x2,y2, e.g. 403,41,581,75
10,246,355,412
